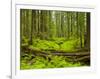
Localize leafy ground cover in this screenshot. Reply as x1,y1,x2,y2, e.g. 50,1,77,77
21,55,82,70
22,38,82,52
20,38,89,70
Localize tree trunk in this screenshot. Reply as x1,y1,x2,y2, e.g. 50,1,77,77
85,13,90,50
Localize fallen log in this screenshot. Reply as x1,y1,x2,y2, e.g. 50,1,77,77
24,46,90,56
21,44,90,55
21,46,90,62
51,52,90,56
75,56,90,61
21,47,90,59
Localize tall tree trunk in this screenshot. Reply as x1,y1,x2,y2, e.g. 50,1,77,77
76,12,79,38
29,10,34,45
79,13,83,48
67,12,70,39
70,12,73,36
86,13,90,50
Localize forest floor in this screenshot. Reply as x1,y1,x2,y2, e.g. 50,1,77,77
20,38,90,69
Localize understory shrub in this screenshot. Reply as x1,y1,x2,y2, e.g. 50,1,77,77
20,55,82,69
27,38,81,52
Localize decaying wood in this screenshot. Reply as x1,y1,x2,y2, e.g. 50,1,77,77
75,56,90,61
21,46,90,62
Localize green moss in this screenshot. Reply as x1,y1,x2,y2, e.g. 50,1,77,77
20,38,87,69
20,55,82,69
22,38,82,52
32,39,60,50
60,39,80,52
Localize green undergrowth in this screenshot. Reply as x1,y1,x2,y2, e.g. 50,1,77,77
21,38,88,70
20,55,82,70
22,38,82,52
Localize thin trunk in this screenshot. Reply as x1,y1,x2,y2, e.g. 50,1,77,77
29,10,34,45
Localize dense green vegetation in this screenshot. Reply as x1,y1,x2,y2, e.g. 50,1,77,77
22,37,81,52
20,9,90,69
21,55,82,69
